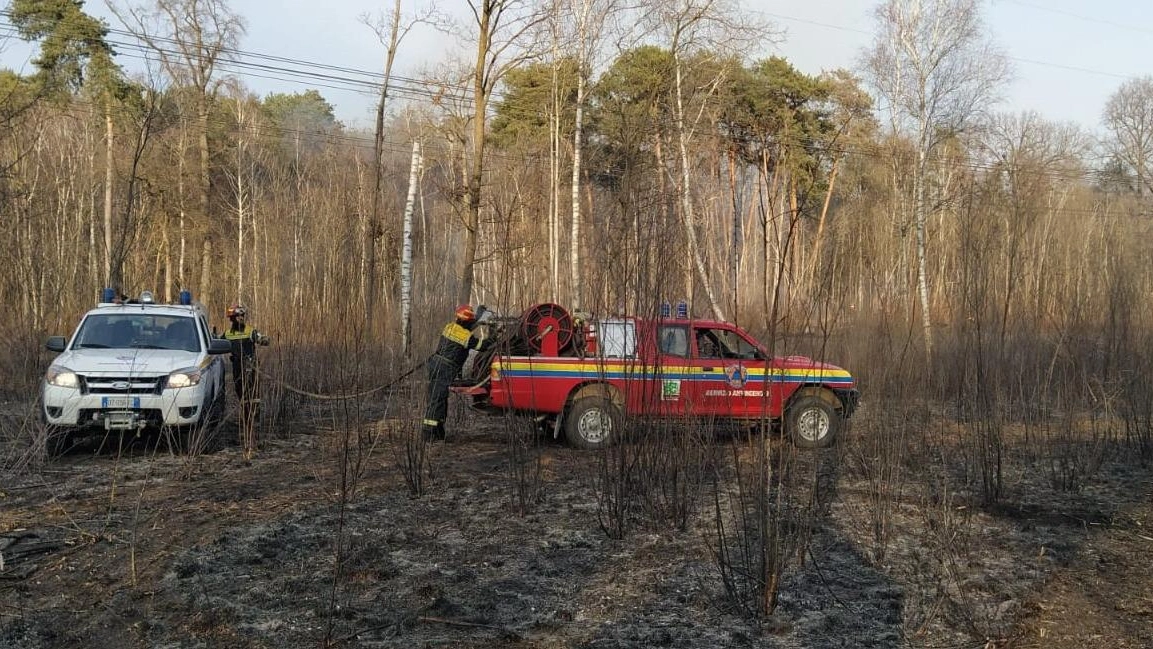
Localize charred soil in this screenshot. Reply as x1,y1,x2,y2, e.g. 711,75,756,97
1,412,1151,649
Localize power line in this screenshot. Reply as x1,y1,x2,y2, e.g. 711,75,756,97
753,9,870,36
0,13,1130,191
998,0,1153,36
0,16,483,109
2,4,1143,146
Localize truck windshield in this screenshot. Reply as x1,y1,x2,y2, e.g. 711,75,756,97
74,314,201,352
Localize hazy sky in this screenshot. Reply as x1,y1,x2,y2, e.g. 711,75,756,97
1,0,1149,133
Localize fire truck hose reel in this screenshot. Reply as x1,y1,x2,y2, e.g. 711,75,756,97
520,303,574,355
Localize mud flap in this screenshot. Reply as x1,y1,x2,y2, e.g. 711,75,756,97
552,410,564,439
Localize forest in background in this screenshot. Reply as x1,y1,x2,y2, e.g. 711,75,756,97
1,0,1151,488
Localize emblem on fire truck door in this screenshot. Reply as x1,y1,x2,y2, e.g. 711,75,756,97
662,379,681,400
725,365,748,389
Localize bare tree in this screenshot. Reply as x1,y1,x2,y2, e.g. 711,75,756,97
112,0,246,306
362,1,439,322
8,0,128,291
978,111,1089,345
400,138,423,358
456,0,547,305
564,0,616,310
862,0,1009,360
223,82,263,303
1103,76,1153,199
644,0,765,321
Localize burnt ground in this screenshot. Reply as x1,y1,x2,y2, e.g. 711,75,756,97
1,404,1151,649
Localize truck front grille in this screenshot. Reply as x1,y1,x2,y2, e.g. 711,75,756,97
80,375,166,396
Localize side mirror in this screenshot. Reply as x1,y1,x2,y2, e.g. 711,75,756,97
208,338,233,355
45,336,66,352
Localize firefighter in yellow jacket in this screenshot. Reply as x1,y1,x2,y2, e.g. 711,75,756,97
223,304,270,403
423,304,489,440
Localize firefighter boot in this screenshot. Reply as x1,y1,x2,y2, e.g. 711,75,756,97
422,421,444,441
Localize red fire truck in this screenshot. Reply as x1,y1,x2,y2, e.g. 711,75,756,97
452,304,859,449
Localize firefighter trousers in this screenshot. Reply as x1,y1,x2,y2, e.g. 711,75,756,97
423,355,461,438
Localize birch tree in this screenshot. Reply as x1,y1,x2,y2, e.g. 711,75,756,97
362,0,437,320
644,0,763,320
863,0,1009,359
455,0,546,305
563,0,615,310
400,138,423,357
223,83,262,303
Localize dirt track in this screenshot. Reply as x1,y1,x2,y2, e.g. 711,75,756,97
1,415,1151,649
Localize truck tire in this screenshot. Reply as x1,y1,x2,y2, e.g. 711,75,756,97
564,397,621,450
785,393,840,449
44,426,75,458
204,388,225,427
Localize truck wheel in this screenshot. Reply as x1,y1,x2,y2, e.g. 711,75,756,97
205,388,225,427
786,394,840,449
564,397,621,450
44,426,75,458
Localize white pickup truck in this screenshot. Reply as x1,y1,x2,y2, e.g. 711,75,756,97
41,290,232,452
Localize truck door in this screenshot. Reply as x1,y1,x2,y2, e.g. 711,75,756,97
653,324,700,416
692,325,771,419
198,316,224,392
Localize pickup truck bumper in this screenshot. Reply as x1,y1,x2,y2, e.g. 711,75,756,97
450,381,499,413
42,384,209,429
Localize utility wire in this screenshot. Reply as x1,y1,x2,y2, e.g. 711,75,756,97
0,13,1133,193
4,3,1148,112
998,0,1153,36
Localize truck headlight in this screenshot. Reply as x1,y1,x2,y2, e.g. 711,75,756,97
45,365,79,388
167,367,203,389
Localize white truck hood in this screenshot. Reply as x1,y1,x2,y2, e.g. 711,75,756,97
52,348,202,376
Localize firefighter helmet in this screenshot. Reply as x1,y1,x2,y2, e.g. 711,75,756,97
455,304,475,322
226,304,247,319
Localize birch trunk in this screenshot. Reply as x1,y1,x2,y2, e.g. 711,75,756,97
673,50,725,321
400,141,422,358
366,0,404,321
914,144,933,359
549,12,561,301
178,123,187,290
569,70,585,311
236,142,246,302
103,109,114,287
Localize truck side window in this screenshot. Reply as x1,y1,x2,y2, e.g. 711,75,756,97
695,329,722,358
598,319,636,358
659,326,688,357
716,329,764,360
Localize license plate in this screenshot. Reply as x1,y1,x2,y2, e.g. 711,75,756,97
102,396,140,409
